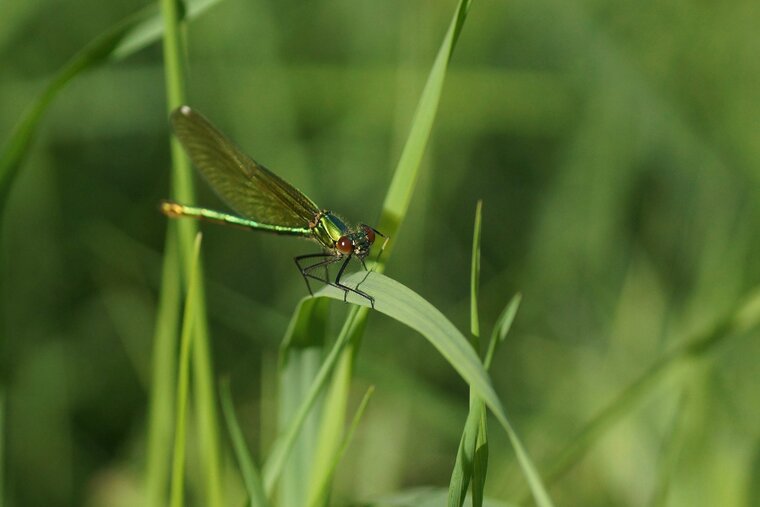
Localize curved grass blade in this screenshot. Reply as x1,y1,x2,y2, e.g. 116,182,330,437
219,379,270,507
314,273,555,507
0,0,222,209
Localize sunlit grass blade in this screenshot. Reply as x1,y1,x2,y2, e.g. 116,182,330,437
314,273,555,507
219,379,270,507
0,0,223,209
308,386,375,507
537,285,760,493
168,233,202,507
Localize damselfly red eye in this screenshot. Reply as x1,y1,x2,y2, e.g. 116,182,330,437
336,236,353,254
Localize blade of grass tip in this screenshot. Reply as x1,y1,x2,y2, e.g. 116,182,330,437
168,233,202,507
308,386,375,507
219,378,270,507
314,274,555,507
159,0,222,504
537,285,760,496
0,0,223,210
448,200,484,507
302,0,476,500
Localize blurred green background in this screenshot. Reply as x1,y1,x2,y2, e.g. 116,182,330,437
2,0,759,505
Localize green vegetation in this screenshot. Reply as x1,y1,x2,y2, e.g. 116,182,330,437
1,0,759,506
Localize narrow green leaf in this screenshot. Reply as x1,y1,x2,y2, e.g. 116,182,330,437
314,273,555,507
308,386,375,507
168,233,202,507
219,379,270,507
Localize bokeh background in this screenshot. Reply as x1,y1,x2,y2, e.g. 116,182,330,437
2,0,759,505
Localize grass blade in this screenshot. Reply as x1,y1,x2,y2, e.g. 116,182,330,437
314,273,555,507
168,233,202,507
219,379,270,507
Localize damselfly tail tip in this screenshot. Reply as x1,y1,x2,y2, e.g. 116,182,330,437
159,200,184,217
